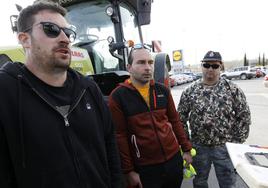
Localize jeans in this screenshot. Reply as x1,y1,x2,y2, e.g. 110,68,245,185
136,153,183,188
192,143,236,188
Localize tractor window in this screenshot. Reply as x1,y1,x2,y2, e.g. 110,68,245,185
65,1,119,74
120,3,141,44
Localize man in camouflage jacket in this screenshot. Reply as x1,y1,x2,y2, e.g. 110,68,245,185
178,51,251,188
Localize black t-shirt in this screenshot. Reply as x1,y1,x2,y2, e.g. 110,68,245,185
22,66,74,116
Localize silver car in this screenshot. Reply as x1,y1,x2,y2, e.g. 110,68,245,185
221,66,256,80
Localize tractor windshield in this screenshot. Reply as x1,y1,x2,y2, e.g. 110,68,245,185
65,1,140,74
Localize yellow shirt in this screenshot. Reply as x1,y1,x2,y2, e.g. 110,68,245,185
128,79,150,107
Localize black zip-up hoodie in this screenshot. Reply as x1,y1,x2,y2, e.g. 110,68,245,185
0,62,122,188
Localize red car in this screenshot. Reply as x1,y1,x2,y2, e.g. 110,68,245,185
169,77,176,87
264,75,268,88
256,69,264,78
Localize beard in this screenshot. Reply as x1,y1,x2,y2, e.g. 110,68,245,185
31,38,71,73
51,55,71,71
134,73,152,85
204,71,220,81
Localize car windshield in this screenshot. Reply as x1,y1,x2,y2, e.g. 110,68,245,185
65,1,140,74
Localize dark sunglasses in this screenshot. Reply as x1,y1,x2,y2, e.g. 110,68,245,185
202,63,220,69
24,22,76,42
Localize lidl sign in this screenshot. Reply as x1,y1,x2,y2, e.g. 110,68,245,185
173,50,183,62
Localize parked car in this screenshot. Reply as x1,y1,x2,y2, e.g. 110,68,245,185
169,77,176,87
183,72,199,80
250,66,265,78
182,73,194,83
257,66,268,76
220,66,256,80
264,75,268,88
195,72,203,79
255,68,264,78
170,73,191,85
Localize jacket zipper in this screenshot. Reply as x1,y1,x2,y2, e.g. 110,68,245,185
150,87,167,160
65,89,86,119
64,117,70,127
31,88,86,121
32,87,87,186
134,86,167,160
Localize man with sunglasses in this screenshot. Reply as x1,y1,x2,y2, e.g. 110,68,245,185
108,46,192,188
178,51,251,188
0,1,122,188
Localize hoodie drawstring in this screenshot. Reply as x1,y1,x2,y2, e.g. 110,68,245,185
18,75,26,168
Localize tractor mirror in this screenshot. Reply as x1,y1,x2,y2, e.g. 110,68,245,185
126,0,152,26
10,15,18,33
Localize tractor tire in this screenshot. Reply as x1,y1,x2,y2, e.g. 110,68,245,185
154,53,171,87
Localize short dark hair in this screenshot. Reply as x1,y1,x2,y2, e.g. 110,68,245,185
17,1,67,33
128,47,150,65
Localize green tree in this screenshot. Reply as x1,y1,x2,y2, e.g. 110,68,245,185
258,53,261,66
262,53,266,66
243,53,248,66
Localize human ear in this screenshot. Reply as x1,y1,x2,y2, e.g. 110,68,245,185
221,63,225,71
127,63,132,72
18,32,31,48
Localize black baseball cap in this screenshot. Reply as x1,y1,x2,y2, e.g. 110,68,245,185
201,51,222,63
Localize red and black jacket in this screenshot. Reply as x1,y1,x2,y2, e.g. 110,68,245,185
108,80,192,174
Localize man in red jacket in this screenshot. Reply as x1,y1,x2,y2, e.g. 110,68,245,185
109,45,192,188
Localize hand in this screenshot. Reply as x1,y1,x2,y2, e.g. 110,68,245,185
183,151,193,167
125,171,143,188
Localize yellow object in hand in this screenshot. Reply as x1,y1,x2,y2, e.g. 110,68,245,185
190,148,196,157
183,163,197,179
181,148,197,179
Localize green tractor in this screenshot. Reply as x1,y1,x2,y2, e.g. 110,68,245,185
0,0,171,96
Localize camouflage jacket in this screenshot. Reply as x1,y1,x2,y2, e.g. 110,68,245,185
177,78,251,146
